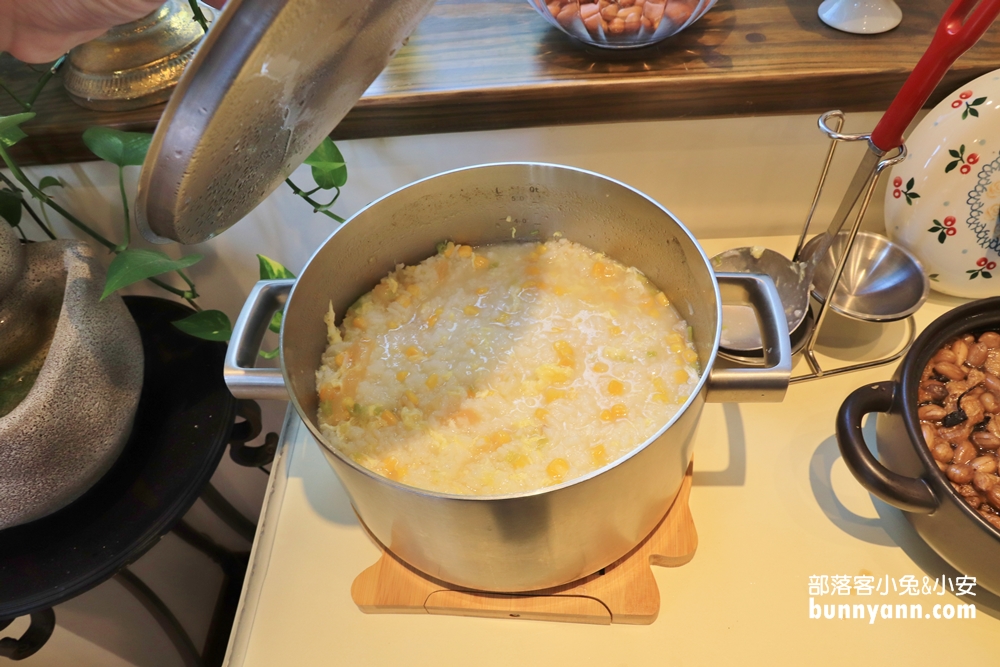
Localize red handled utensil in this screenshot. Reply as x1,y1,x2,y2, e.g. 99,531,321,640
715,0,1000,351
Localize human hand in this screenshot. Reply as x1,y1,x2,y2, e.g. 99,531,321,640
0,0,166,63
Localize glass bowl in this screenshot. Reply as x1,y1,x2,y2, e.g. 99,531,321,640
528,0,716,50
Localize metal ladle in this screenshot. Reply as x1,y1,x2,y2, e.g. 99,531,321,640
717,0,1000,349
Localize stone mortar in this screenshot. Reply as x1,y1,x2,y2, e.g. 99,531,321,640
0,224,144,530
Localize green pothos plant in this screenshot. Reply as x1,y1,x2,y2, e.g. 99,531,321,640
0,59,348,354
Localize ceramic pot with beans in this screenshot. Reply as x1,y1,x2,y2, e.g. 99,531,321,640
837,297,1000,597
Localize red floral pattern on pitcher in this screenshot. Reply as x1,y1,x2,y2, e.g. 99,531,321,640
928,216,957,243
945,144,980,174
967,257,996,280
951,90,987,119
892,177,920,205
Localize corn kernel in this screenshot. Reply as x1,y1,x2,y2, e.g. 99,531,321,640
553,285,568,296
683,348,698,364
382,456,405,481
476,286,489,295
667,332,683,345
334,352,346,367
673,369,689,384
352,317,367,330
553,340,574,366
396,370,409,382
653,393,670,403
600,409,613,421
473,255,489,269
495,312,510,324
404,390,420,406
404,346,423,359
464,305,480,316
406,284,421,297
592,362,609,373
607,379,625,395
525,265,541,276
670,342,684,353
655,292,670,307
443,242,455,258
591,445,608,467
490,430,512,447
653,377,668,393
547,458,570,481
381,410,399,426
535,408,548,421
452,408,480,424
592,261,615,279
457,245,473,258
426,373,440,389
510,453,530,469
427,314,439,327
394,293,412,308
609,325,622,336
611,403,628,419
543,387,566,403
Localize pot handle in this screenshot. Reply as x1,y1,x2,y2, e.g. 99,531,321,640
836,381,939,514
224,279,294,401
705,273,791,403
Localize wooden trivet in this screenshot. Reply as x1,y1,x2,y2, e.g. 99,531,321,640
351,462,697,625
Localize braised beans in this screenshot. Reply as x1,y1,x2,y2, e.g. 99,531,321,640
919,330,1000,530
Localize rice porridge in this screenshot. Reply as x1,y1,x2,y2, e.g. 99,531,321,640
315,238,700,495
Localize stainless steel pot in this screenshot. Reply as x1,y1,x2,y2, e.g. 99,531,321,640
225,163,791,592
837,297,1000,597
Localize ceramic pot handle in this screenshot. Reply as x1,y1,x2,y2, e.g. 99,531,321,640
871,0,1000,152
224,279,294,401
705,273,791,403
836,380,939,513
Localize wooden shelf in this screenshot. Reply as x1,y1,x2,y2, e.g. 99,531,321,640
4,0,1000,166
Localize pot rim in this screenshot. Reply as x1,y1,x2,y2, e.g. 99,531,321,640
899,296,1000,538
281,161,724,502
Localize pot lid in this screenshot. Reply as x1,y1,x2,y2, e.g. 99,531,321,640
136,0,436,245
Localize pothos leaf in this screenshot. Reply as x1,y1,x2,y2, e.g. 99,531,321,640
303,137,347,190
82,127,153,167
257,255,293,332
101,248,203,300
0,188,22,226
38,176,62,191
257,254,295,280
0,112,34,148
172,309,232,341
269,310,283,334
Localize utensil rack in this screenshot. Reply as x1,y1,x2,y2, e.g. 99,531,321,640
788,110,915,383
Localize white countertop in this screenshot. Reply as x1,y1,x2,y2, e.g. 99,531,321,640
223,235,1000,666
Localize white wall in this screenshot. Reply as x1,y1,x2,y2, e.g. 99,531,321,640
4,109,895,665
